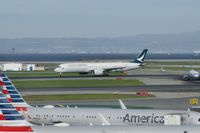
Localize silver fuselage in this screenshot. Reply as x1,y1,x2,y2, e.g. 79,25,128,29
55,62,140,73
25,107,200,126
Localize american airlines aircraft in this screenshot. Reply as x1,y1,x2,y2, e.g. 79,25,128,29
0,93,199,133
0,92,200,133
54,49,148,76
1,74,200,126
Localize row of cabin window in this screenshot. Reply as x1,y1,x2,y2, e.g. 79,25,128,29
35,115,114,119
36,115,98,119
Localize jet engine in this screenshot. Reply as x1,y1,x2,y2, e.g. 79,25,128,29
54,123,70,127
43,105,55,108
183,75,189,81
93,69,104,75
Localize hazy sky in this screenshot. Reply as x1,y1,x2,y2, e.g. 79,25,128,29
0,0,200,38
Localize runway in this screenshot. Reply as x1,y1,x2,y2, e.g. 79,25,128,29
20,82,200,110
19,84,200,97
15,72,200,95
28,97,197,110
14,73,196,94
10,70,200,110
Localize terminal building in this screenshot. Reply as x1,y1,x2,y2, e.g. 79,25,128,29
0,63,45,71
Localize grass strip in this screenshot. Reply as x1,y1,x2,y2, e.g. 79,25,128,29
6,72,79,78
24,94,153,101
13,79,144,88
5,71,126,78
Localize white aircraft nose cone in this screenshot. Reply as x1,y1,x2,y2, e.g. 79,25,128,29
54,68,61,72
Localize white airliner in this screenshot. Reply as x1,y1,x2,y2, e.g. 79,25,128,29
54,49,148,75
1,74,200,126
0,93,200,133
183,69,200,80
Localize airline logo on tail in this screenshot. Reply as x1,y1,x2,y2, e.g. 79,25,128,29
0,91,33,132
0,74,28,112
134,49,148,64
0,93,24,121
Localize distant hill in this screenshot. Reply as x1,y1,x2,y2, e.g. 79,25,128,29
0,31,200,53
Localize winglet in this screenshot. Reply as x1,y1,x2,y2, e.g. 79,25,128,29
119,99,127,110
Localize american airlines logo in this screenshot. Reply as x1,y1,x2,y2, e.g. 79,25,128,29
123,113,164,124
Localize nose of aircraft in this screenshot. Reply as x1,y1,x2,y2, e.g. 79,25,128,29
54,67,61,72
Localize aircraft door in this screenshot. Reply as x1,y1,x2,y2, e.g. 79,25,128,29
80,113,87,125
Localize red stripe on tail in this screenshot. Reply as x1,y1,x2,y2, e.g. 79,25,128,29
7,98,12,102
0,81,5,86
16,107,28,112
0,126,33,132
0,114,5,120
2,90,9,95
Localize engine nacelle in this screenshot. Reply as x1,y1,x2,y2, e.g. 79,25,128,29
93,69,104,75
54,123,70,127
183,75,190,81
43,105,55,108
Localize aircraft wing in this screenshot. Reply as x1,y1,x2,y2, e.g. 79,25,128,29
87,67,126,75
88,67,125,73
103,67,126,72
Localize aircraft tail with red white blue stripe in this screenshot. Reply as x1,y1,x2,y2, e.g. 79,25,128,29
0,73,30,112
0,90,32,122
0,89,33,132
